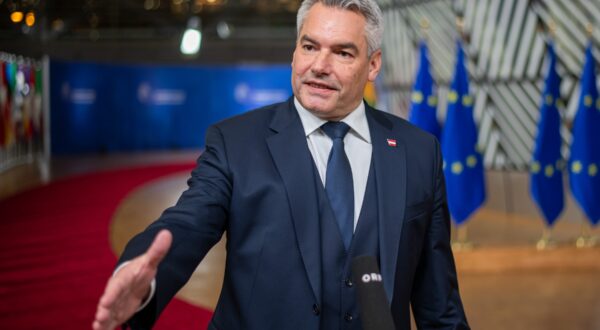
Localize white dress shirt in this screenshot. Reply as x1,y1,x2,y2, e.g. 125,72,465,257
294,98,373,231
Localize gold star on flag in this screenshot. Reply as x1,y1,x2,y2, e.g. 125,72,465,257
544,165,554,177
462,95,473,106
412,91,423,104
572,161,583,174
451,162,463,174
466,155,477,168
448,91,458,103
427,95,438,106
589,164,598,177
531,161,541,174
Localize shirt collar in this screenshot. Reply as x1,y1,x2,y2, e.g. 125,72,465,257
294,97,371,144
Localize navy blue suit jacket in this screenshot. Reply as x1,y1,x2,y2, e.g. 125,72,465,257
120,98,469,329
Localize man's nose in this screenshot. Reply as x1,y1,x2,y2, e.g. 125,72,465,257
311,51,332,76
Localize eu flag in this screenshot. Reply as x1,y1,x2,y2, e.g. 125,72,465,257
530,42,564,226
441,40,486,225
409,41,441,140
569,42,600,225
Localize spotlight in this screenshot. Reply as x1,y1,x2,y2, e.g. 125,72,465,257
25,12,35,27
10,11,24,23
180,16,202,55
216,21,231,39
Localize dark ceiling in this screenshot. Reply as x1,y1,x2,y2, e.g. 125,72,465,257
0,0,302,64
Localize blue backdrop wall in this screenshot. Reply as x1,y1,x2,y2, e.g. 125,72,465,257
50,60,292,154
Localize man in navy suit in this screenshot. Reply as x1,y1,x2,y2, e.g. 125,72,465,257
94,0,469,329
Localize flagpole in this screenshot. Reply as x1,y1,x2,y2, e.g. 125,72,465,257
535,22,554,252
456,13,465,41
573,22,598,249
530,21,566,250
453,13,467,253
446,11,483,252
420,18,430,41
548,20,557,39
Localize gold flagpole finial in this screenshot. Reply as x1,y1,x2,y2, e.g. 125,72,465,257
456,16,464,36
585,23,593,37
548,20,557,37
420,17,430,39
420,18,430,31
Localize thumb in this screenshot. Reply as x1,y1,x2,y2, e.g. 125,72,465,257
145,229,173,269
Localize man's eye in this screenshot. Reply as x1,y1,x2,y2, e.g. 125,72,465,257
303,45,315,51
338,51,353,58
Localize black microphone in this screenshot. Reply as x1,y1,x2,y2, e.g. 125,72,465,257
351,255,396,330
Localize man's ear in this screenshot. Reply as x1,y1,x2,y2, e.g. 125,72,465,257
291,45,298,67
368,49,382,82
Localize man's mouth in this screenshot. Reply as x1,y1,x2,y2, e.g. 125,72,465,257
305,81,337,91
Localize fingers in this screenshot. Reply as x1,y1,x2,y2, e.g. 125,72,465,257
97,268,129,310
145,229,173,269
93,303,118,330
94,285,123,330
93,275,129,329
92,229,172,330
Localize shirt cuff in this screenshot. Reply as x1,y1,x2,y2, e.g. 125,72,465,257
113,261,156,312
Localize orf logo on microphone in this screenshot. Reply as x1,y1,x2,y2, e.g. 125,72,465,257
361,273,382,283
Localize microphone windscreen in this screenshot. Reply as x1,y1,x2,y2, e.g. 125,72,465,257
351,255,396,330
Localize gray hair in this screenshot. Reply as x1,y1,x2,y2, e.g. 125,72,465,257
296,0,384,57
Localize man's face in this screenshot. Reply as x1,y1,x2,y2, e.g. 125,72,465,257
292,3,381,121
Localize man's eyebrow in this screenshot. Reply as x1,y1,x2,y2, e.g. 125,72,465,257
300,35,359,54
333,42,359,54
300,35,319,45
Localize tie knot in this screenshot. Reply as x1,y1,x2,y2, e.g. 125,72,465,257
321,121,351,140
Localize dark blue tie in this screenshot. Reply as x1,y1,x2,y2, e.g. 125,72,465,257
321,121,354,250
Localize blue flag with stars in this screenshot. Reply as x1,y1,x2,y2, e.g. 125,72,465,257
409,41,441,140
441,40,486,225
569,42,600,225
530,42,564,226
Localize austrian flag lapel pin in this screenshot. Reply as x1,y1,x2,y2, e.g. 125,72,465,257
386,139,397,147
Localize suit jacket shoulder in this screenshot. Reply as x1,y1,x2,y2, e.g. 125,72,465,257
211,99,291,135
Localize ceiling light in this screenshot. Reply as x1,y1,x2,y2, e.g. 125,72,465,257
216,21,231,39
10,11,24,23
51,19,65,32
144,0,154,10
25,12,35,26
180,17,202,55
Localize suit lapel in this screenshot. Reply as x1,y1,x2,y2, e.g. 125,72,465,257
366,106,407,304
266,99,322,304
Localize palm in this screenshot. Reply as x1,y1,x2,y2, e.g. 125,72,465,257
93,230,172,330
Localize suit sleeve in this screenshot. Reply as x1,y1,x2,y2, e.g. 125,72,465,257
120,125,232,329
410,139,470,330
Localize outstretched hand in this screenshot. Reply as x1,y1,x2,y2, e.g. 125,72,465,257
93,229,172,330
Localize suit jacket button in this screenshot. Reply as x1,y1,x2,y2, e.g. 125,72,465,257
313,304,320,316
345,278,353,287
344,313,353,322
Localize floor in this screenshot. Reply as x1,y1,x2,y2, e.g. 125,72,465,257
2,151,600,329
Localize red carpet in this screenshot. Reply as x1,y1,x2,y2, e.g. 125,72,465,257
0,164,214,329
